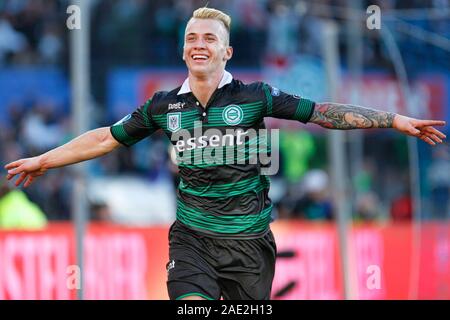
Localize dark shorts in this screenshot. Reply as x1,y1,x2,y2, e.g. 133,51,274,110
166,221,277,300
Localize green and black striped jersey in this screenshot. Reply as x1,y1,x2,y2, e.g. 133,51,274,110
110,71,315,239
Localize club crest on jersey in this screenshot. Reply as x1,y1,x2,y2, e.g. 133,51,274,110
222,105,243,126
167,112,181,132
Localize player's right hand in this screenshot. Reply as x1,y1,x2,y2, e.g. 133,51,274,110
4,156,47,188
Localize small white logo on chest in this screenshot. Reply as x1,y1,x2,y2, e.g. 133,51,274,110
168,102,186,110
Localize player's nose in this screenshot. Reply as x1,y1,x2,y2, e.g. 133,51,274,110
193,38,207,49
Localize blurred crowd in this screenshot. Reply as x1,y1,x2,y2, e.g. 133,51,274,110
1,0,448,69
0,0,449,226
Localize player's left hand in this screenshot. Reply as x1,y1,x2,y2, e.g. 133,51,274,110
393,115,446,146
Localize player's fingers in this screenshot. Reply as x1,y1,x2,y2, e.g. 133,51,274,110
6,173,14,180
423,126,447,139
7,163,26,176
24,176,34,188
420,130,441,142
428,133,443,144
15,172,28,187
4,160,24,170
415,120,446,127
419,135,435,145
410,127,421,136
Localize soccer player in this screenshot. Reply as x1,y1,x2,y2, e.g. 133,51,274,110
4,8,446,300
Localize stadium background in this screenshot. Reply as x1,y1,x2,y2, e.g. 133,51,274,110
0,0,448,299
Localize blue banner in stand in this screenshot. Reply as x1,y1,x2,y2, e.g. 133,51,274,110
0,68,70,124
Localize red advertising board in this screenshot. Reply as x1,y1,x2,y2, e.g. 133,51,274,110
0,224,169,300
271,221,449,300
0,221,448,300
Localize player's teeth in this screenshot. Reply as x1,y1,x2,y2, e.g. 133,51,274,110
193,55,208,60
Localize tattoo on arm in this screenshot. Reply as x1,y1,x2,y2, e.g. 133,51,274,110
310,102,396,129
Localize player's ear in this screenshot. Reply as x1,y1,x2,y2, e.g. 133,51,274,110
224,46,233,61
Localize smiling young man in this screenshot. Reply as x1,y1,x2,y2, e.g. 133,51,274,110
4,7,446,300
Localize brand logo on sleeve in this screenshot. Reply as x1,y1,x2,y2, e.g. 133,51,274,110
271,87,280,96
166,260,175,272
114,114,131,125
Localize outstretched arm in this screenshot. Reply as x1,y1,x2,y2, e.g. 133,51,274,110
310,102,446,145
5,127,120,187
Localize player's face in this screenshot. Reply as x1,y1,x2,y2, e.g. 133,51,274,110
183,18,233,76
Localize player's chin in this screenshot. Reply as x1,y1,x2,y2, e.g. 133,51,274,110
188,63,210,74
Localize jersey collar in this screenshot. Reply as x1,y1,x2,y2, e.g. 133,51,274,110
177,70,233,95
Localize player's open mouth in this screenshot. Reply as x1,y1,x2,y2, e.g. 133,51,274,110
192,54,209,61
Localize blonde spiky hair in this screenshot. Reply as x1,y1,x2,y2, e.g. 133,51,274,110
189,7,231,45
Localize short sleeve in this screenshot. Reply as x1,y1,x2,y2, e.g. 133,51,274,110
262,83,315,124
110,98,159,147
